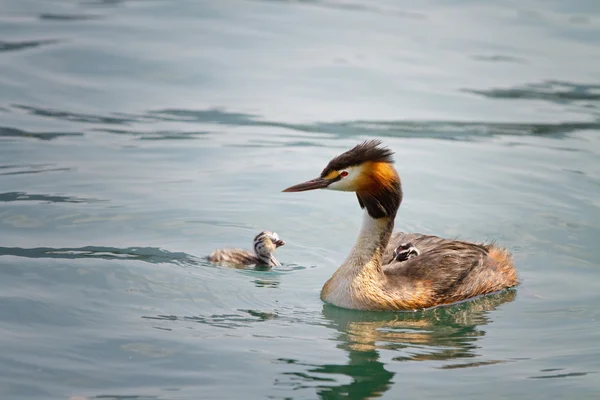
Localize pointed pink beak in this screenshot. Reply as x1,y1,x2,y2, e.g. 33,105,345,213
282,177,332,192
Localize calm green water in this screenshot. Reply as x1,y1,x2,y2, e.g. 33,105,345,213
1,1,600,399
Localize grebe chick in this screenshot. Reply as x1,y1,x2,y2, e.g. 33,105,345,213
282,140,519,311
208,231,285,268
393,242,420,262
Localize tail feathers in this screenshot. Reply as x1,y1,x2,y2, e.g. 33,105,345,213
488,246,519,286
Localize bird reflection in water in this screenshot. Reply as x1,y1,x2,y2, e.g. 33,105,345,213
278,290,516,399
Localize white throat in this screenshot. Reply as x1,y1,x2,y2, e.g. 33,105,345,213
321,210,392,309
256,252,280,267
342,211,391,271
267,254,281,267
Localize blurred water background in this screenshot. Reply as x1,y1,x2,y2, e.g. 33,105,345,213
1,0,600,399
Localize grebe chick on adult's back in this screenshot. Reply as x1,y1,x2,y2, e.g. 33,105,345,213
393,242,420,262
282,140,518,311
208,231,285,268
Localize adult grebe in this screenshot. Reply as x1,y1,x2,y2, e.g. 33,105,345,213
208,231,285,268
282,140,518,311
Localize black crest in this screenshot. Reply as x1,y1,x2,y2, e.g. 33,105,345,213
320,139,394,178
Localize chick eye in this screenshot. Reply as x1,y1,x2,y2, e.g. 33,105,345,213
340,171,348,177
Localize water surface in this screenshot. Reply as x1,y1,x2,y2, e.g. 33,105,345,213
1,0,600,399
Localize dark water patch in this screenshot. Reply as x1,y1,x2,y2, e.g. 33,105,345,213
226,140,323,148
529,371,592,379
471,54,526,63
150,108,600,140
0,192,99,204
0,164,26,170
12,104,599,141
0,246,200,266
142,307,328,332
241,309,278,320
569,15,591,25
0,167,71,176
0,39,61,53
12,105,138,125
0,126,83,141
463,80,600,102
438,359,509,369
0,164,71,176
147,108,374,138
138,133,208,141
329,120,600,140
95,128,210,140
39,13,102,21
142,309,277,329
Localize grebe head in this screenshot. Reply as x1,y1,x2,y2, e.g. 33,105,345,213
393,242,421,261
253,231,285,257
282,140,402,219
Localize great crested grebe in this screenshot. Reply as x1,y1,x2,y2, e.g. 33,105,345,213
208,231,285,268
283,140,518,311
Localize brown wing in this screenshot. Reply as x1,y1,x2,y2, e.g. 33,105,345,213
207,248,259,266
382,232,471,264
383,232,518,306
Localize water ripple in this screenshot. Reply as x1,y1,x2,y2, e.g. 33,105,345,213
0,39,61,53
145,109,600,139
0,126,82,141
0,246,200,266
142,309,278,330
39,13,102,21
9,104,600,142
529,370,593,379
0,192,99,204
463,81,600,102
12,105,137,125
0,164,71,176
471,54,527,63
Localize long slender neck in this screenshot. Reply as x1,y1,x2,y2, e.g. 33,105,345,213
340,211,394,277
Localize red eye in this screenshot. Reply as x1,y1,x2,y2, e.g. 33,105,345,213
340,171,348,177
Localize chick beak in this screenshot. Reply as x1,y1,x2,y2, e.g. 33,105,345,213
282,177,332,192
274,239,285,247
